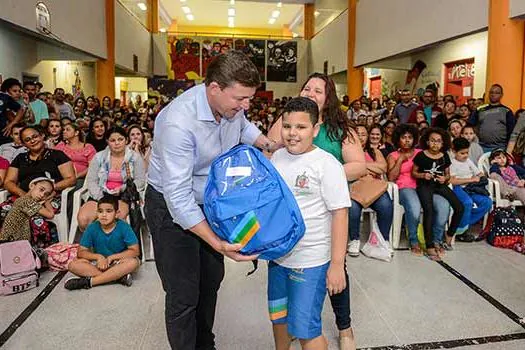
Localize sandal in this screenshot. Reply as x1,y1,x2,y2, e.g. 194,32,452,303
442,242,454,251
411,245,423,256
425,247,441,261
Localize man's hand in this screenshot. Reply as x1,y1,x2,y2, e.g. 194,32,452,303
96,256,109,271
218,241,259,262
326,262,346,296
471,176,481,183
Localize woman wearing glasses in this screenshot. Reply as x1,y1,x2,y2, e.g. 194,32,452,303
1,126,76,247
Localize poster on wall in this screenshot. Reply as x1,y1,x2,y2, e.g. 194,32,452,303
148,78,195,101
167,36,201,80
266,40,297,82
234,39,266,81
201,38,234,77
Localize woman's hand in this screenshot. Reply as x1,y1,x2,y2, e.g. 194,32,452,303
436,175,446,184
326,262,346,296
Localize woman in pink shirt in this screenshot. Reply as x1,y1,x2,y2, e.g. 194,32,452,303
55,123,96,185
387,124,450,255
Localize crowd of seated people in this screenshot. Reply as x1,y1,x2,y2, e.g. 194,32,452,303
1,72,524,287
0,78,158,283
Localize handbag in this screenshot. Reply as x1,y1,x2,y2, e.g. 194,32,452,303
350,175,388,208
121,162,144,260
45,243,79,271
360,219,392,262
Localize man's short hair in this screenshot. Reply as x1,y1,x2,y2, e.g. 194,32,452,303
491,83,504,94
23,81,36,89
453,137,470,152
204,50,260,89
98,195,119,211
0,78,22,93
282,97,319,125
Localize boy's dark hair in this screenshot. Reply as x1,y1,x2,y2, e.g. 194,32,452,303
282,97,319,125
0,78,22,92
419,127,451,152
204,50,260,89
452,137,470,152
392,123,419,149
461,124,476,134
98,195,119,211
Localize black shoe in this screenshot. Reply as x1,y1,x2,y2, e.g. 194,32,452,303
64,277,91,290
456,232,476,242
118,273,133,287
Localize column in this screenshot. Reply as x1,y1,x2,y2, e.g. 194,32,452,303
96,0,115,99
486,0,524,111
304,4,315,40
347,0,363,100
282,25,293,38
147,0,159,33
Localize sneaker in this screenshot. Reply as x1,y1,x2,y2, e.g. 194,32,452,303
64,277,91,290
348,240,360,257
118,273,133,287
456,232,475,242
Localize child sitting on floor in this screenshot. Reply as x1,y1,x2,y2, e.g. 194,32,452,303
450,137,492,242
489,149,525,203
0,174,55,244
64,195,139,290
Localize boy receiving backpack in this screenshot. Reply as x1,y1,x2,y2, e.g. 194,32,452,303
64,196,140,290
269,97,351,350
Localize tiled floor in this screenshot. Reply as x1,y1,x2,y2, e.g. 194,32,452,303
1,241,525,350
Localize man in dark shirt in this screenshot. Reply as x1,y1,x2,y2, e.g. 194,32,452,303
0,78,25,145
469,84,515,152
394,89,418,124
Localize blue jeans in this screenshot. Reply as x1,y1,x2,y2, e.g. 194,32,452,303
350,192,393,241
399,188,451,246
452,186,492,234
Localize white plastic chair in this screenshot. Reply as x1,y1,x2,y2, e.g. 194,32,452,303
0,189,8,203
68,183,89,243
52,186,75,243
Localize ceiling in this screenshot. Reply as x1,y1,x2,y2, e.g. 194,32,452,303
160,0,303,30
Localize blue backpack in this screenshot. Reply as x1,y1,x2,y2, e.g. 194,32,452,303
204,144,305,261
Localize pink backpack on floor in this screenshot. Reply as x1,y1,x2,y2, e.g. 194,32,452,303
0,240,41,295
45,243,79,271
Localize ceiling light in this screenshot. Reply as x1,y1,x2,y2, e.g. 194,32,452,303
268,18,276,24
228,8,235,16
230,0,235,4
292,32,298,38
228,21,234,28
277,2,282,7
137,2,147,11
182,6,191,14
314,11,320,17
271,10,280,18
160,28,167,33
186,14,194,21
228,16,235,23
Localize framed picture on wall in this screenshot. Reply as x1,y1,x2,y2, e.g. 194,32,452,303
266,41,297,82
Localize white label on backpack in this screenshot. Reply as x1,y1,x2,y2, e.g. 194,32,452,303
226,167,252,177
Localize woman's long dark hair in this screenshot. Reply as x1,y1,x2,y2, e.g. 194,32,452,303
300,73,355,142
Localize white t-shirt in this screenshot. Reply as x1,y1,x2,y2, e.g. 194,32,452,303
450,158,481,186
271,147,351,268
